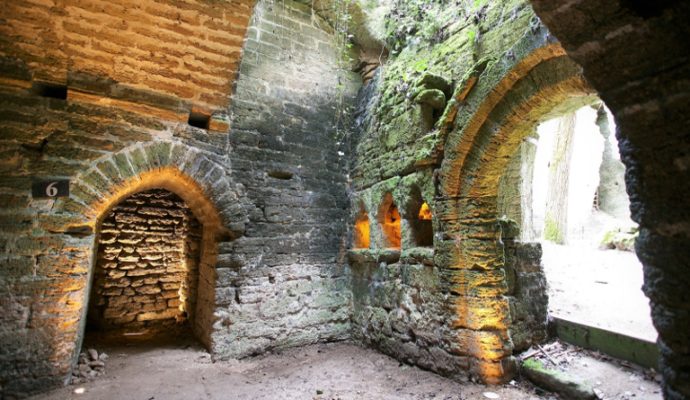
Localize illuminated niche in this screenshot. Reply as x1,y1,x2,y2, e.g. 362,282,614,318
378,193,401,249
353,203,371,249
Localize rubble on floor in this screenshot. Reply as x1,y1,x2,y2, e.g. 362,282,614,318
519,340,662,400
71,349,109,384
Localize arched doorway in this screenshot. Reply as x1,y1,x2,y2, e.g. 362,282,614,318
73,166,225,366
526,3,689,399
87,189,203,340
438,45,596,383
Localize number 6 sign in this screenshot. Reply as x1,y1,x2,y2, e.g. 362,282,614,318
32,180,69,198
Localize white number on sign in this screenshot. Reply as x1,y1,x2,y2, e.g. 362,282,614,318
45,181,59,197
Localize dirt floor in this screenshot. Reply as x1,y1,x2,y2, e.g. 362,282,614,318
523,340,662,400
30,340,662,400
541,242,657,342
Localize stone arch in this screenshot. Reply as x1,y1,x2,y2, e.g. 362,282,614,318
526,3,689,398
437,38,596,383
50,140,249,374
59,141,248,236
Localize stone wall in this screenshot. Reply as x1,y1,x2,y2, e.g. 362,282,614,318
498,140,539,242
209,0,360,359
347,171,470,378
502,237,548,352
0,0,256,388
350,248,470,376
348,0,590,383
0,0,253,110
89,189,201,333
528,2,690,398
0,0,359,397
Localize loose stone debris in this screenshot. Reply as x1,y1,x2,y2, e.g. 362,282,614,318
519,340,662,400
71,348,109,384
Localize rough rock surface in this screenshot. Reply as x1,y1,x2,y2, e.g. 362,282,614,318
70,348,108,384
89,189,202,332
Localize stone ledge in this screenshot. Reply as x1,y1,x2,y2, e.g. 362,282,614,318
347,248,401,265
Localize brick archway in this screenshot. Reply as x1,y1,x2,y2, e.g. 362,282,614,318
437,37,595,383
46,140,249,383
79,167,224,351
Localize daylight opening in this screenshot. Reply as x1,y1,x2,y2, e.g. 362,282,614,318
499,102,654,342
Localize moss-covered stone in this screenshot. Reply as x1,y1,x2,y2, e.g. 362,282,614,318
521,359,597,400
415,89,446,110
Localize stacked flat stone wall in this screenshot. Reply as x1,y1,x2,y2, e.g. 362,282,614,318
89,189,201,332
350,248,469,376
349,0,589,383
0,0,359,397
210,0,360,359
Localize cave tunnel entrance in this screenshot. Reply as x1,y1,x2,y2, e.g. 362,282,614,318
498,101,655,343
86,189,203,342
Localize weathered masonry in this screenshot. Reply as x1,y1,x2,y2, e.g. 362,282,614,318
88,189,202,335
0,0,688,399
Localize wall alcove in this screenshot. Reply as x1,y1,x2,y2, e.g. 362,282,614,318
378,193,401,249
87,189,202,338
406,186,433,248
353,202,371,249
75,166,225,351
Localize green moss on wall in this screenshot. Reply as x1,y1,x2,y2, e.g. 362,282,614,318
351,0,544,188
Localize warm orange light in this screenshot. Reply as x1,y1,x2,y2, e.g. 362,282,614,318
354,213,370,249
418,202,432,220
383,204,401,249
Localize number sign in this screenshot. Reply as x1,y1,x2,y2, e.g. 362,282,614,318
32,180,69,198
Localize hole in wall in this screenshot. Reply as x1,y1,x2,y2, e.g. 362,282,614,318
267,170,294,180
620,0,675,18
188,111,210,130
414,202,434,247
406,186,434,247
21,138,48,154
31,81,67,100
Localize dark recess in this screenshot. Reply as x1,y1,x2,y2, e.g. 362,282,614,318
268,170,294,180
620,0,678,18
31,81,67,100
188,111,210,129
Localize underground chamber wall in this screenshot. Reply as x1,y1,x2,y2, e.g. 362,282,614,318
86,188,203,338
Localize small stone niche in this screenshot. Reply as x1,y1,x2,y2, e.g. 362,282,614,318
378,193,401,249
413,202,434,247
87,189,202,335
405,187,434,247
353,203,370,249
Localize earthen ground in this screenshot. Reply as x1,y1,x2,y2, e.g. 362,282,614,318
30,341,662,400
542,242,657,342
